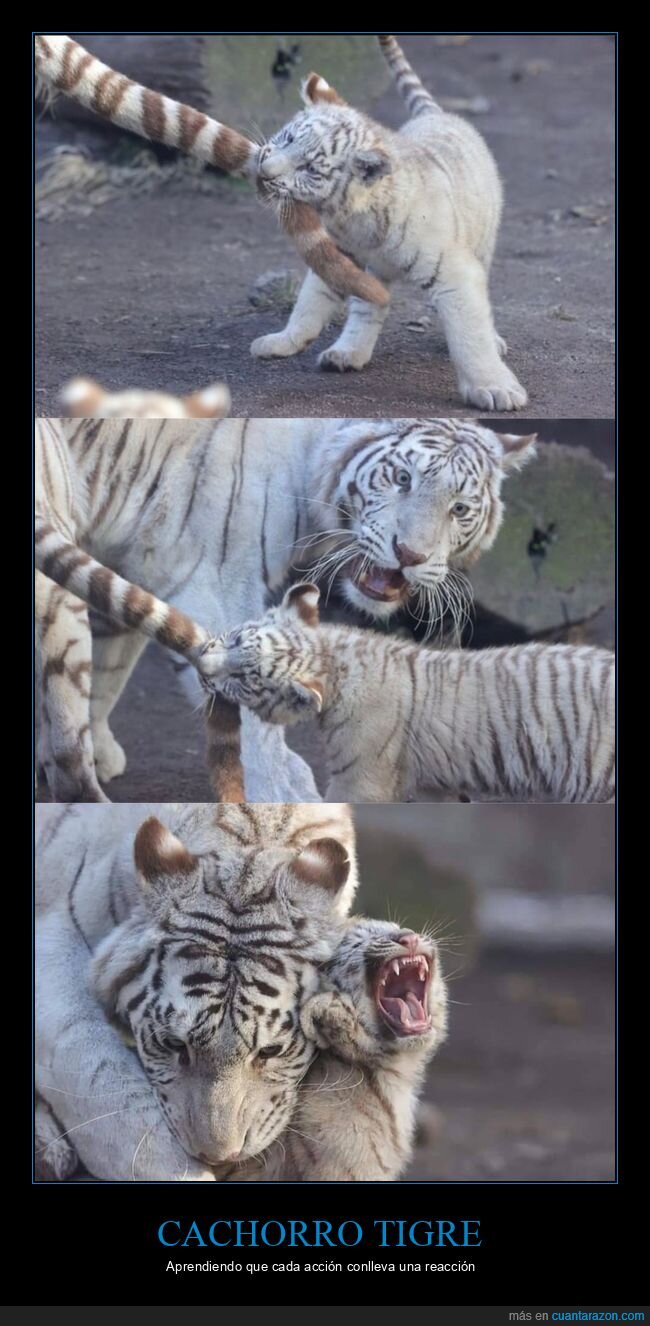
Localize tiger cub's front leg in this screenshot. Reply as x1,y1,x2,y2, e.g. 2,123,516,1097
318,287,392,372
251,270,344,359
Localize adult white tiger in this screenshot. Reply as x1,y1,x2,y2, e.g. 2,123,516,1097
252,34,528,411
35,801,357,1181
36,416,535,802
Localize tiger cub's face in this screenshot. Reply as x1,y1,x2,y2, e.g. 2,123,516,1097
59,377,231,420
257,77,392,207
91,817,349,1166
199,584,325,728
320,918,448,1055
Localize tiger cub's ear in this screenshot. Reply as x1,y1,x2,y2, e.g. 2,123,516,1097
181,383,231,419
59,377,106,417
498,432,538,471
301,72,347,107
282,582,321,627
133,816,201,911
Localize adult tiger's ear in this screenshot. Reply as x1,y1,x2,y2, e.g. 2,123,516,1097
282,582,321,627
352,148,392,183
182,383,231,419
133,816,201,912
59,377,106,418
283,838,351,912
301,72,347,107
498,433,538,472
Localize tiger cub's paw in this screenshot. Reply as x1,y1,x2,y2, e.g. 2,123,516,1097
301,991,374,1061
318,346,369,373
461,365,527,412
250,331,305,359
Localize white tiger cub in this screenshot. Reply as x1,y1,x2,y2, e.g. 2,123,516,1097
36,802,357,1182
224,919,448,1182
59,376,231,420
36,416,532,803
201,583,616,804
252,35,527,411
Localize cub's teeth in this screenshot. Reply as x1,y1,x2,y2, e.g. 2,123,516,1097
392,960,401,976
419,968,426,981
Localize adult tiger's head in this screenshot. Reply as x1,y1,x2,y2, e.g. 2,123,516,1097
91,812,352,1167
305,419,537,637
256,74,392,207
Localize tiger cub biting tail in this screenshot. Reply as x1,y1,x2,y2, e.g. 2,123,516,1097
201,584,615,804
251,34,527,410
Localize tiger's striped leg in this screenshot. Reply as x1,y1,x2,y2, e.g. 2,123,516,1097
36,573,107,802
318,287,391,372
250,270,344,359
89,623,148,784
433,250,527,412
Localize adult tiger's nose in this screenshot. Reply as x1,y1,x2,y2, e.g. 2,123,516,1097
393,538,427,567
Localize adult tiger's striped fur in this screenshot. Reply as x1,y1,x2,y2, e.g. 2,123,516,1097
36,417,243,802
35,416,532,803
201,583,616,804
35,35,388,308
35,802,357,1181
224,919,448,1182
250,34,527,411
59,376,231,420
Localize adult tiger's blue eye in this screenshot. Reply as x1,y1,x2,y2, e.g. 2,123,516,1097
395,469,411,490
451,502,469,517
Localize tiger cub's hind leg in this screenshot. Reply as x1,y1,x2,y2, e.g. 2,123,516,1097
35,1096,79,1182
36,575,107,802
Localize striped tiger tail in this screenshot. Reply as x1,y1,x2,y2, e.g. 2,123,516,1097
35,515,209,662
204,695,245,803
35,35,389,307
377,35,442,117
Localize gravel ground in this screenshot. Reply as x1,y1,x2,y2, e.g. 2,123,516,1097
35,34,615,419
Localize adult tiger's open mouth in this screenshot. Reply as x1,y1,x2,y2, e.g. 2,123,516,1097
373,951,432,1036
345,555,409,603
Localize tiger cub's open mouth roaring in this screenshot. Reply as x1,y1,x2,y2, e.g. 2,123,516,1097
371,934,434,1037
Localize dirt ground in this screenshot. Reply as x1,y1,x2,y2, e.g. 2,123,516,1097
406,948,614,1182
35,35,615,419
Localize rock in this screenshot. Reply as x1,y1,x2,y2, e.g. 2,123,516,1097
470,442,614,638
248,269,302,312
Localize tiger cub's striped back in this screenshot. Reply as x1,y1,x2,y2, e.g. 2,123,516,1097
200,583,615,804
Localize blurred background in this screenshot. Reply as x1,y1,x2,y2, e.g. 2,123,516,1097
354,804,615,1181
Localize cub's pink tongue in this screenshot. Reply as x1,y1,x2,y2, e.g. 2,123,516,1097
382,993,426,1027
